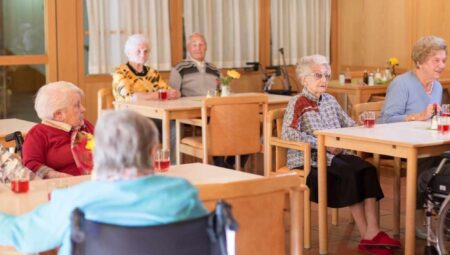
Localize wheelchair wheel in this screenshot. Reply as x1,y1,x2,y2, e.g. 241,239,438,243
437,194,450,254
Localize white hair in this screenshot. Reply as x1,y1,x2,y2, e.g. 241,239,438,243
296,54,330,81
186,32,207,47
124,34,150,59
34,81,84,120
94,110,159,180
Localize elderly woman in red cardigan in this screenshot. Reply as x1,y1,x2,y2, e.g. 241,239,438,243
22,81,94,178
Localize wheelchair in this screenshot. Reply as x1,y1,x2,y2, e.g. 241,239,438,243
424,152,450,255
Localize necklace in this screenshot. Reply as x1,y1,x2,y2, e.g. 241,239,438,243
425,81,434,95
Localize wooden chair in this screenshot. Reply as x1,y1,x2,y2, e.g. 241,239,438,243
265,108,343,249
352,101,403,235
97,87,115,117
198,174,306,255
176,95,268,171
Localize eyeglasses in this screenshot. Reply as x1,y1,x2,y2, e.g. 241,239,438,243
306,72,331,81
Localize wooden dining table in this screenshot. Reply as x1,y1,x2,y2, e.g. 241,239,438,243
0,163,263,254
0,163,261,215
0,118,36,148
114,92,291,152
315,121,450,254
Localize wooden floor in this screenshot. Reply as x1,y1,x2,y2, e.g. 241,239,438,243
301,167,428,255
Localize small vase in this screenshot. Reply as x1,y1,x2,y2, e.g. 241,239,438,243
221,85,230,97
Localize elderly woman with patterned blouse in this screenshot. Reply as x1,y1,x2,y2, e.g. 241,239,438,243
112,34,180,101
281,55,400,254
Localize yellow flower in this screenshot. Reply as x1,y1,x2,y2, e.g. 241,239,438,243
220,69,240,86
388,57,399,66
85,133,95,151
227,69,240,79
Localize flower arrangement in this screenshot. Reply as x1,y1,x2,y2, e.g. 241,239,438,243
220,69,240,86
388,57,399,76
85,133,95,151
71,131,94,174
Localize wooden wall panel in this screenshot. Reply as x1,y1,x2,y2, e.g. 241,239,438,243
415,0,450,77
337,0,411,73
335,0,450,78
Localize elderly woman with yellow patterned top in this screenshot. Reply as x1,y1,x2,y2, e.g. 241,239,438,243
112,34,180,101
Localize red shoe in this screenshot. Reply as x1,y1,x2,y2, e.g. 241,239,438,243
358,243,395,255
360,231,401,249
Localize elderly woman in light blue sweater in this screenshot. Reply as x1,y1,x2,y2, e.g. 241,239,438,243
378,35,447,239
378,35,446,123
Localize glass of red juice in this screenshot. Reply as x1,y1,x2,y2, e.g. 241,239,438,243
10,173,29,193
158,89,168,100
363,111,376,128
154,148,171,172
437,114,450,134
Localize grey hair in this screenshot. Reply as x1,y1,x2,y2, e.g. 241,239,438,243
124,34,150,59
186,32,207,47
412,35,447,67
296,54,330,82
94,109,159,180
34,81,84,120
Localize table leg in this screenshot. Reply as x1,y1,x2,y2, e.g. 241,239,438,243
318,135,328,254
405,149,418,254
162,112,170,151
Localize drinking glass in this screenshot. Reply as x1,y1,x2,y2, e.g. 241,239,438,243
153,149,171,172
10,169,29,193
158,89,168,100
362,111,376,128
442,104,450,117
438,114,450,134
206,89,216,98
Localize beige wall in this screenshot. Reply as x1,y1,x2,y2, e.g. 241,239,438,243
334,0,450,78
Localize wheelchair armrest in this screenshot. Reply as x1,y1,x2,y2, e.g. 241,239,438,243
442,151,450,159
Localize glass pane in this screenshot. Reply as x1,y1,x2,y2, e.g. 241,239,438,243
0,64,46,122
0,0,46,55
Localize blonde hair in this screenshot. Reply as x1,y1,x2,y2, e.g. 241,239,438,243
412,35,447,67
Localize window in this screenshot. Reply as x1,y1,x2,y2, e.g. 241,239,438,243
270,0,331,65
183,0,259,68
84,0,172,74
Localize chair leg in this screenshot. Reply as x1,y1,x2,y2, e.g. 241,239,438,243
304,188,311,249
175,121,182,165
373,153,381,224
393,157,401,236
331,208,339,225
235,155,241,171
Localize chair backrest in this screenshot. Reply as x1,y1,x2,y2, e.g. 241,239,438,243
71,201,235,255
198,174,304,255
351,100,384,121
202,95,268,158
97,87,115,117
264,108,311,177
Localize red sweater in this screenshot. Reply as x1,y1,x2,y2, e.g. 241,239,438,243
22,120,95,176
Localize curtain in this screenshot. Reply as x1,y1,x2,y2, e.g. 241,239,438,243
86,0,171,74
270,0,331,65
183,0,259,68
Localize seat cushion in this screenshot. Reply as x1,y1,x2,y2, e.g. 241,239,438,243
180,136,203,149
